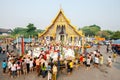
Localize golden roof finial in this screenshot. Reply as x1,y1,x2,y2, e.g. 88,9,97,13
60,4,62,10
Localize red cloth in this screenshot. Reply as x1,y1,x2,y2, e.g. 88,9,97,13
45,50,49,54
43,54,47,60
80,56,83,62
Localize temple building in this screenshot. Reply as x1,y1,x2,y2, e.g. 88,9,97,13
38,9,84,46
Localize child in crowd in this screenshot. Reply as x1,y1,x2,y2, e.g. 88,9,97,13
99,54,104,66
107,56,112,67
67,61,71,75
52,64,57,80
94,54,99,68
69,60,73,74
47,63,52,80
16,61,21,77
112,53,117,62
2,59,7,74
79,54,83,66
86,57,91,70
11,62,17,78
29,58,33,72
7,59,12,76
41,62,47,78
33,58,36,71
25,57,30,73
83,56,86,66
22,59,27,75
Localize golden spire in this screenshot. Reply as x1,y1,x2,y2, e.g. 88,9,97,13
60,4,63,11
60,4,62,10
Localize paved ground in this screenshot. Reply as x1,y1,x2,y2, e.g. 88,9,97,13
0,45,120,80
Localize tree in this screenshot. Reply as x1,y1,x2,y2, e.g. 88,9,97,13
80,24,101,36
25,23,37,37
96,30,114,39
11,27,26,36
111,31,120,40
36,29,44,33
96,30,111,39
11,23,45,38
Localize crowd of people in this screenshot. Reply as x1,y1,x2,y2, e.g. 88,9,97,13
0,41,118,80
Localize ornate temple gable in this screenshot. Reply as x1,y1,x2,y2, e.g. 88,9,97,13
66,25,79,35
38,9,70,37
55,13,66,22
52,9,70,24
38,9,83,38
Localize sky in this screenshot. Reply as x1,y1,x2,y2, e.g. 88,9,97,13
0,0,120,31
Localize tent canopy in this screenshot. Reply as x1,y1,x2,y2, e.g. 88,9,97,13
13,38,32,43
113,39,120,44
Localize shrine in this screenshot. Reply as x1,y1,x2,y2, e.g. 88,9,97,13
38,9,83,45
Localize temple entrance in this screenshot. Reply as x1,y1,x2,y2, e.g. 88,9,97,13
50,36,53,41
60,35,64,41
56,25,66,42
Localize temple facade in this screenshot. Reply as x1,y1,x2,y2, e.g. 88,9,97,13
38,9,83,46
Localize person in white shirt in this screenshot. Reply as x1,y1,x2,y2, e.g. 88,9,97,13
107,56,112,67
86,56,91,70
16,61,21,77
25,57,30,73
94,54,99,68
7,60,12,75
29,58,33,72
11,62,17,78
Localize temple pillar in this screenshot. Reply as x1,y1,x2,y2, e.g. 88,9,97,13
72,36,74,46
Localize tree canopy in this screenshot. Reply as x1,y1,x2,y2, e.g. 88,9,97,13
111,31,120,40
79,24,120,39
11,23,44,38
80,24,101,36
96,30,114,39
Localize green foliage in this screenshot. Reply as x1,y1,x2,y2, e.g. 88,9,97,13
11,23,44,38
111,31,120,40
96,30,114,39
80,24,101,36
11,27,26,36
78,24,120,40
0,35,15,40
104,30,113,35
25,23,37,37
0,36,7,39
36,29,44,33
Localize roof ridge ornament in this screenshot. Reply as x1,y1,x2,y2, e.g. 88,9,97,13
60,4,62,10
